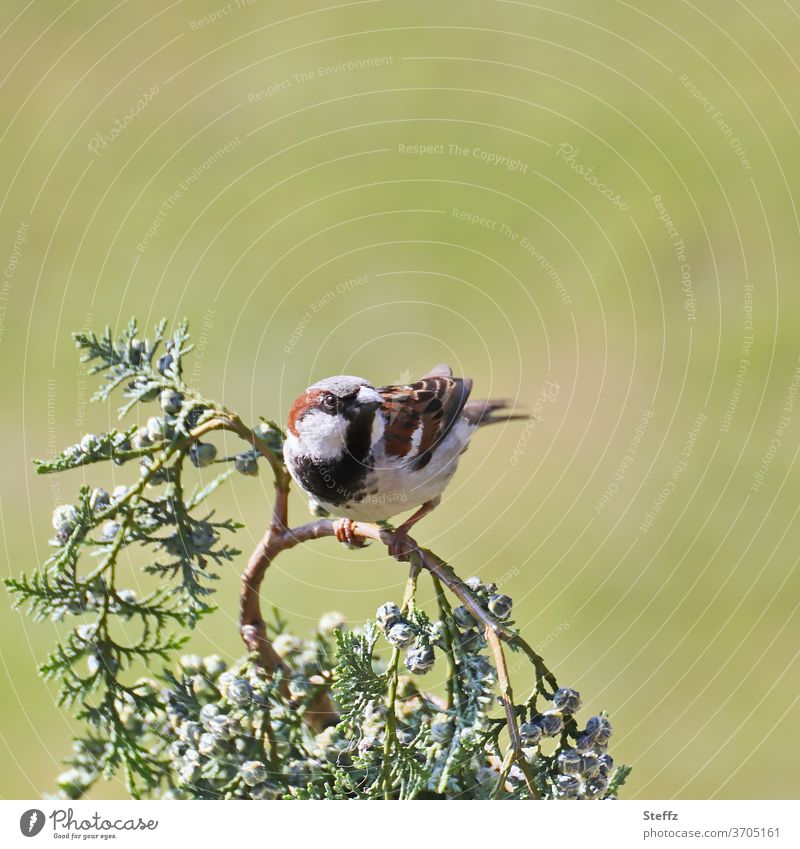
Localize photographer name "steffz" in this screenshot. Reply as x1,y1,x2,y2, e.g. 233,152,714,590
48,807,159,836
643,810,678,820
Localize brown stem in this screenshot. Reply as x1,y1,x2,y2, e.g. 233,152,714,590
239,456,291,667
485,625,540,799
431,576,458,711
239,535,288,674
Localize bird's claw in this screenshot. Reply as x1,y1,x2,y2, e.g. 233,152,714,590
333,518,368,548
388,531,416,562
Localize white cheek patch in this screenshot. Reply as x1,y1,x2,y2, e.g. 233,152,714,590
297,409,347,460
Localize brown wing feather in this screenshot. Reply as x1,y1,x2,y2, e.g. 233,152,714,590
378,367,473,469
378,388,420,460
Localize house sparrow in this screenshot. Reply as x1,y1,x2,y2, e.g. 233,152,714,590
284,365,521,558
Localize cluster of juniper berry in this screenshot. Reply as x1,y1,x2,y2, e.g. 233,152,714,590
57,602,626,800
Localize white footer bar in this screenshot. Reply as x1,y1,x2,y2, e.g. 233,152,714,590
1,799,797,848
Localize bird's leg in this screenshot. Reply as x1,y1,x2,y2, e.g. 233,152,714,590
333,517,368,547
388,497,441,561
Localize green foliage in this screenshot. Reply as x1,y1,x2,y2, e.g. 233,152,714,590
332,624,383,736
53,610,629,800
6,317,630,800
5,319,268,797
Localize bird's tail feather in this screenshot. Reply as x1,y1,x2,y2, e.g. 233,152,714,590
462,398,527,427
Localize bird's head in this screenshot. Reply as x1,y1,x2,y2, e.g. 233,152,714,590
287,375,384,460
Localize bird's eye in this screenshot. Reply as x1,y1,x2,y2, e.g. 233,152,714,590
321,394,337,411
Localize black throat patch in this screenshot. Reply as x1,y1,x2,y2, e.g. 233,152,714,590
292,410,375,505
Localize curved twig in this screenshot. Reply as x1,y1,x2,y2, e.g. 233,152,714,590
484,626,540,799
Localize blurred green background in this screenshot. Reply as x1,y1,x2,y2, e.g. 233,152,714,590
1,0,799,800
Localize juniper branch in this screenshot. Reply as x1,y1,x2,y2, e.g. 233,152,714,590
11,316,629,800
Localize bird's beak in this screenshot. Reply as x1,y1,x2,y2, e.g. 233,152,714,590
356,385,384,411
